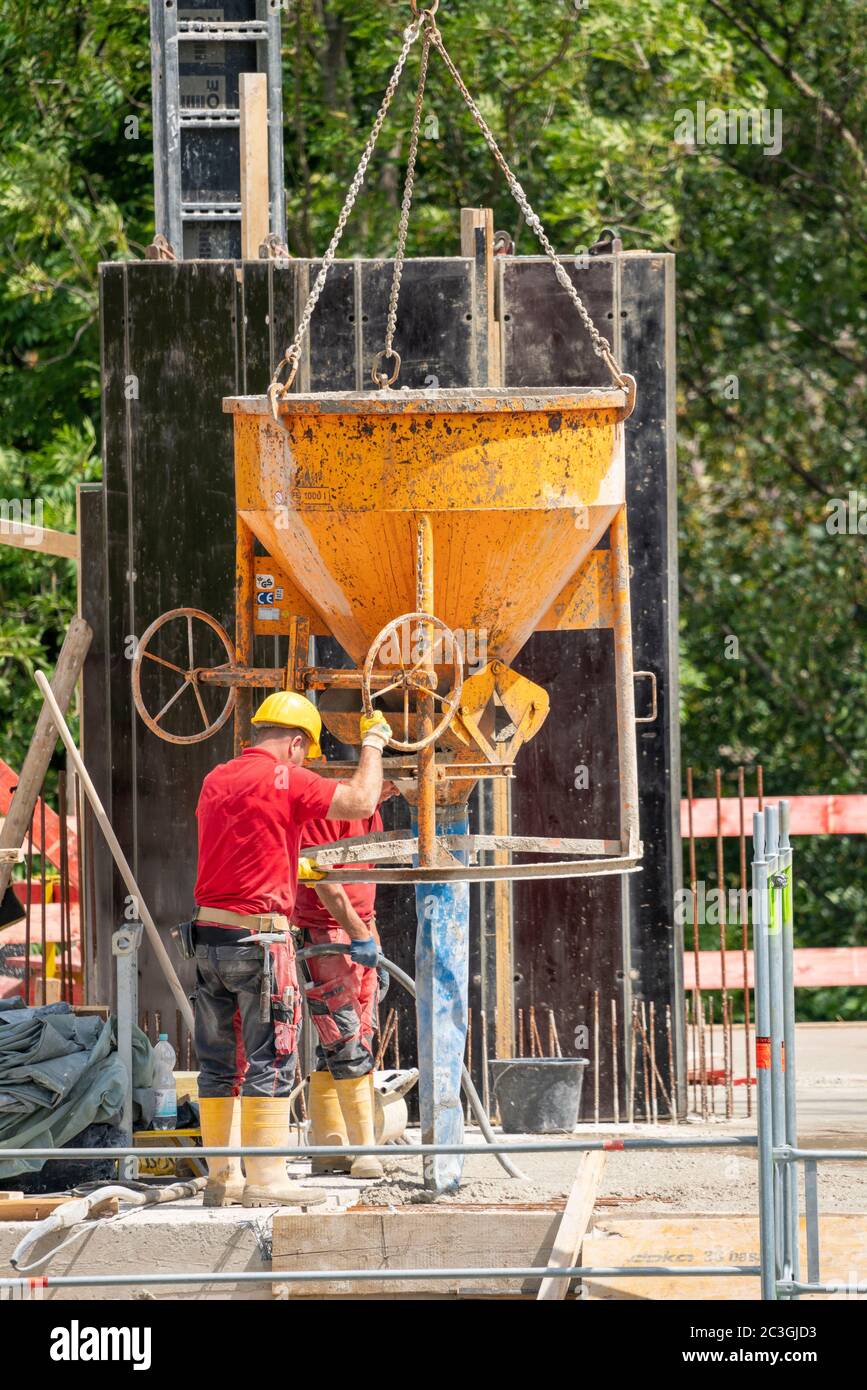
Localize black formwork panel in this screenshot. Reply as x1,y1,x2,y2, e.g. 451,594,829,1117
83,248,679,1116
84,254,475,1027
502,254,682,1116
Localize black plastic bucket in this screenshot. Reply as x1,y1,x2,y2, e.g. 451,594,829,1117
489,1057,589,1134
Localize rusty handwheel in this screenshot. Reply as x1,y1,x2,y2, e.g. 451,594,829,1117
362,611,463,753
132,607,237,745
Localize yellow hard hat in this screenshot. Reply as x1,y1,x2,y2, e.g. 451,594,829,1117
252,692,323,759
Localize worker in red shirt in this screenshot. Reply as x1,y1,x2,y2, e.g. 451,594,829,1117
192,691,391,1208
293,787,396,1181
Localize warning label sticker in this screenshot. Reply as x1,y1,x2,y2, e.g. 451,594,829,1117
257,609,280,623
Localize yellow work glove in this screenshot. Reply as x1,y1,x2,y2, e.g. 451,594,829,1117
298,856,326,882
359,710,392,751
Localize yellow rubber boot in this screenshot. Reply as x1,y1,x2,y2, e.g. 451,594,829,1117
200,1097,244,1207
334,1074,384,1180
241,1097,327,1207
308,1071,352,1175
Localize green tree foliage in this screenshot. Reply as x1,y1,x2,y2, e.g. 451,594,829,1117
0,1,863,1015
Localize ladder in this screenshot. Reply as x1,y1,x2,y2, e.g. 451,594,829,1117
149,0,287,259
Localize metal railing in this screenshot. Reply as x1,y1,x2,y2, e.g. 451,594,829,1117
2,803,863,1298
753,802,867,1299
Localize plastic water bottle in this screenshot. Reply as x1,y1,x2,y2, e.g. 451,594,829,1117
152,1033,177,1131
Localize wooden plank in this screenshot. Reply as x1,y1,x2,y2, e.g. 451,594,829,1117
584,1215,864,1300
460,207,499,386
272,1210,560,1297
0,522,77,561
682,794,867,838
537,1151,606,1300
239,73,269,260
0,1196,76,1221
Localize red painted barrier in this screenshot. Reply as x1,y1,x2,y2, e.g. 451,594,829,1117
0,757,79,888
684,946,867,990
680,794,867,839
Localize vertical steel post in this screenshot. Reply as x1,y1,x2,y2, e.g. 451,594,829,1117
804,1159,820,1284
765,805,787,1287
779,800,800,1285
263,0,287,246
161,0,183,256
148,0,169,244
752,812,777,1299
112,923,143,1181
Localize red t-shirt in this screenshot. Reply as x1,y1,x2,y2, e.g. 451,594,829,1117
194,747,337,920
292,808,383,931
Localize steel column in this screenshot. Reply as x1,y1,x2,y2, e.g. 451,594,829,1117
752,812,777,1299
779,799,800,1286
765,806,788,1285
263,0,287,245
112,923,143,1182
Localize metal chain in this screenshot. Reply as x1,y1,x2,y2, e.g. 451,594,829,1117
427,21,629,389
373,28,433,387
268,3,630,413
268,17,424,417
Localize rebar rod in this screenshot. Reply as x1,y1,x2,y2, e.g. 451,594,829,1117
593,990,600,1124
611,997,620,1125
738,766,752,1117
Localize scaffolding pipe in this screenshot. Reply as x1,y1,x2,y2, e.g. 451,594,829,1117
0,1136,759,1161
0,1263,762,1293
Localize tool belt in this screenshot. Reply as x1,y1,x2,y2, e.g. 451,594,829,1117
192,906,290,933
172,907,290,963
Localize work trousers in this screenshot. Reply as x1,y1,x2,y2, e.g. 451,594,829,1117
301,922,377,1081
194,940,300,1099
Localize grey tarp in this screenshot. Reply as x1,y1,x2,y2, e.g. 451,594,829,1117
0,998,155,1179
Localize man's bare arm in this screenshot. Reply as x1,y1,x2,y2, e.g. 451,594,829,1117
312,881,370,941
327,745,384,821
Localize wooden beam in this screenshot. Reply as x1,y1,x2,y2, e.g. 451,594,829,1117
461,207,501,386
536,1151,606,1300
0,521,77,561
272,1209,562,1298
239,72,270,259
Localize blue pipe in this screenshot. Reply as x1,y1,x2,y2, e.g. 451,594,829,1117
412,807,470,1194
